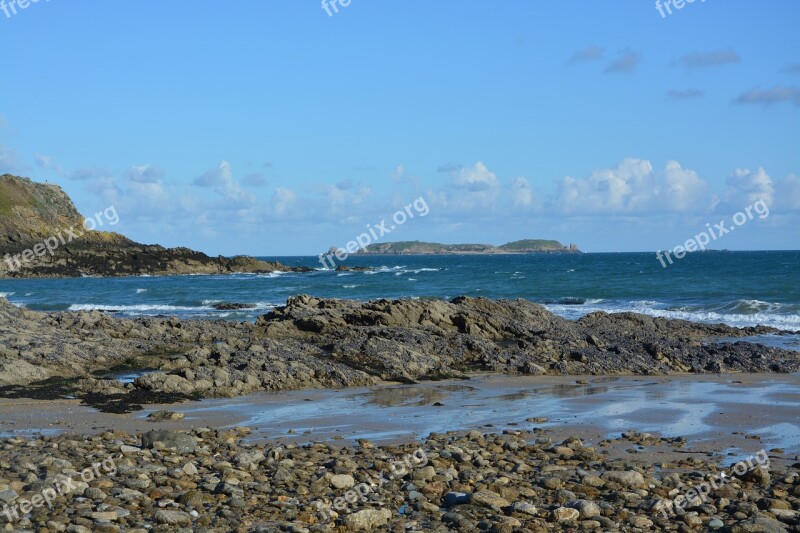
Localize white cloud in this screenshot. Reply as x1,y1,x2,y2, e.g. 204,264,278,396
319,180,372,208
721,168,800,212
452,162,499,192
389,164,420,189
0,144,25,175
661,160,709,210
511,176,533,208
425,162,543,216
723,167,775,208
425,161,501,216
391,164,406,181
86,167,182,221
552,158,708,214
193,161,255,209
70,167,114,182
243,173,266,187
776,174,800,210
34,154,65,175
427,162,501,213
5,121,795,253
126,165,164,183
553,158,651,213
129,180,170,205
270,187,296,217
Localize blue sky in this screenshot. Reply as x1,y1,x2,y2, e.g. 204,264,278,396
1,0,798,254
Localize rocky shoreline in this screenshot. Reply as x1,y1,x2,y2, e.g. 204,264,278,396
0,295,797,414
0,426,797,532
0,174,308,278
0,290,798,531
0,244,310,278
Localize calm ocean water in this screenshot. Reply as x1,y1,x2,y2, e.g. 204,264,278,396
0,251,798,331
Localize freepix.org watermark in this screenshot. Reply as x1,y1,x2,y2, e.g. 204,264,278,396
655,449,769,519
2,458,117,523
321,0,351,17
655,0,706,18
318,197,429,269
314,448,428,521
656,199,768,268
3,205,119,272
1,0,50,19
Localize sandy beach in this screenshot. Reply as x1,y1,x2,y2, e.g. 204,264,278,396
2,373,797,462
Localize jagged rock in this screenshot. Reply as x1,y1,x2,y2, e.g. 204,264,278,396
0,294,797,411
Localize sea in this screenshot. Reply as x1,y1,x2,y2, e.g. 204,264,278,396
0,251,798,332
1,251,799,448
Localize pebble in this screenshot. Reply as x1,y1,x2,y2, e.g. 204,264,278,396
708,517,725,529
330,474,355,489
0,427,793,532
470,490,511,510
153,509,192,525
552,507,580,521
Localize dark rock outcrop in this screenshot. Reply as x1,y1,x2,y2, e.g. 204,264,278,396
0,296,796,411
335,265,373,272
211,302,259,310
256,295,797,379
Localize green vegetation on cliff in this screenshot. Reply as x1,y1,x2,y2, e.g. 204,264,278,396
499,239,572,252
362,241,495,254
0,174,132,251
360,240,579,255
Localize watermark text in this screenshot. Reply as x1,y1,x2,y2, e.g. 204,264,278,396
655,0,706,19
656,199,768,268
2,458,117,523
318,197,429,269
3,205,119,272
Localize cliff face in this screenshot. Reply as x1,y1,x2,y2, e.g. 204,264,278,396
0,174,132,251
0,174,304,278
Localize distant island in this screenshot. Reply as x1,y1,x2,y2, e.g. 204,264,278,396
358,239,580,255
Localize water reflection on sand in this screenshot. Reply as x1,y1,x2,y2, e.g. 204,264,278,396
164,374,799,452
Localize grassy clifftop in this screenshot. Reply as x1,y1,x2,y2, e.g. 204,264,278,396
361,240,580,255
498,239,569,252
0,174,132,252
362,241,496,254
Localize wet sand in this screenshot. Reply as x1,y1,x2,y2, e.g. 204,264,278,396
1,373,797,464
